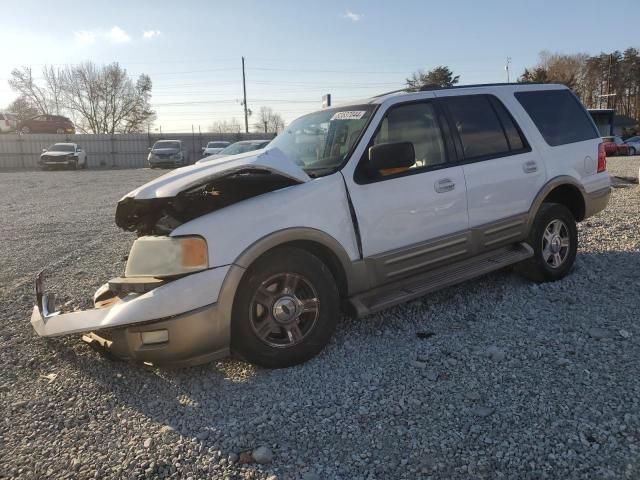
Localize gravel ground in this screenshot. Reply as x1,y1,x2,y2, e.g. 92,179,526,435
1,162,639,480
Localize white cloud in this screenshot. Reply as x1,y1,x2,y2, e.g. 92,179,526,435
74,26,131,46
108,26,131,43
74,30,96,46
342,10,363,22
143,30,161,39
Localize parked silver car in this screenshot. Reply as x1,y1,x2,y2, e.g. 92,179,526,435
148,140,189,168
196,140,270,164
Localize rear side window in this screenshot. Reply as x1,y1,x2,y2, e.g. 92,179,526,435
515,90,598,146
443,95,511,159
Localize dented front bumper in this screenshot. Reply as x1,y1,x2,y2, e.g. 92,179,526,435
31,265,239,366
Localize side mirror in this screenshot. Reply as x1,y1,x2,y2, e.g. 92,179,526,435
368,142,415,171
42,148,47,153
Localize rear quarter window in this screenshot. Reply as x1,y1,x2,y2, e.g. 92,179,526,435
515,90,598,146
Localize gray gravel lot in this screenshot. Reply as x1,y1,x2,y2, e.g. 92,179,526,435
1,160,639,480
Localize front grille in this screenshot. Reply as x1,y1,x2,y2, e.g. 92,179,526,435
42,155,67,162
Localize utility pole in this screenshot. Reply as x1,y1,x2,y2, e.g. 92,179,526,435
505,57,512,83
606,53,613,109
242,56,249,134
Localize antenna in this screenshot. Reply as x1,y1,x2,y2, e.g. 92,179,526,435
505,57,512,83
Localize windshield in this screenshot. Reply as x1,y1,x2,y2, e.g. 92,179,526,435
48,144,74,152
153,141,180,150
207,142,227,148
268,105,376,172
220,142,265,156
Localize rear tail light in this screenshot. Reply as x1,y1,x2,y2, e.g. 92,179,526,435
597,143,607,173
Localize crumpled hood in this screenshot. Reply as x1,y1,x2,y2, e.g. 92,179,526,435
42,151,74,157
124,148,310,200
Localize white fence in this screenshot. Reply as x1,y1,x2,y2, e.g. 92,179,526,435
0,132,274,170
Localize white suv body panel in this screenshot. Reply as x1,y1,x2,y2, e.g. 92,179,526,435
170,172,361,267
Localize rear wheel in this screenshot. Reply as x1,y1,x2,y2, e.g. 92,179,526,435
231,247,339,368
516,203,577,282
629,147,636,156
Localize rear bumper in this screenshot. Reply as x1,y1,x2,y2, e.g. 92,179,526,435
584,186,611,218
31,265,245,366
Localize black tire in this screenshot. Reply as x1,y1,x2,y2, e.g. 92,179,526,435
516,203,577,282
629,147,636,156
69,160,78,170
82,157,88,169
231,247,340,368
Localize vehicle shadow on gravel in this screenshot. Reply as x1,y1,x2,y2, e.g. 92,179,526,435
45,248,640,458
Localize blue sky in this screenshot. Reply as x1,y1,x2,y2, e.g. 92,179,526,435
0,0,637,132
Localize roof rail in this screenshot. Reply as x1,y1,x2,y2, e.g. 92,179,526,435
373,82,548,98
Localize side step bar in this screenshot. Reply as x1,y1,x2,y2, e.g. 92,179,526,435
349,242,533,317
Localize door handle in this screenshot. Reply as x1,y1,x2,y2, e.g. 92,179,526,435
523,161,538,174
435,178,455,193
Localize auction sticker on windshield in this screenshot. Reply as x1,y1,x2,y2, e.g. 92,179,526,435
330,111,367,121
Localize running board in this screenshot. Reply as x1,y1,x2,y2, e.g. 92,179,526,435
349,242,533,317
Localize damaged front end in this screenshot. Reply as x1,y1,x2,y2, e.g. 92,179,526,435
30,148,310,365
115,168,300,235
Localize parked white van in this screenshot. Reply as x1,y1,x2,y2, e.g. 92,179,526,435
32,83,610,368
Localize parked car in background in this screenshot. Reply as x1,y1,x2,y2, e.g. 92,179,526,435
0,112,18,133
39,143,87,170
148,140,189,168
19,115,75,134
623,136,640,155
201,141,230,157
602,136,638,156
32,84,610,369
195,139,271,164
602,137,623,156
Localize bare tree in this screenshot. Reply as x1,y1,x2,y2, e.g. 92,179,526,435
42,65,65,115
8,67,49,114
9,62,155,133
210,118,243,133
253,106,284,133
5,96,39,124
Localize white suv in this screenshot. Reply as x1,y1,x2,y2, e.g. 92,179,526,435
32,83,610,368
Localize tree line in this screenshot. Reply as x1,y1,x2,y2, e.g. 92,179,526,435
520,49,640,121
405,47,640,126
7,62,155,134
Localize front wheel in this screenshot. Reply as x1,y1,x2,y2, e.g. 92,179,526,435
231,247,339,368
515,203,577,282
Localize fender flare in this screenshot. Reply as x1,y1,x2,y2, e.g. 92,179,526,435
526,175,587,228
233,227,368,295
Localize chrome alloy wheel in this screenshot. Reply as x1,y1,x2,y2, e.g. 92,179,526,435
542,219,570,268
249,273,320,348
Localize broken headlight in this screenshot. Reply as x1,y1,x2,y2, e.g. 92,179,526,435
125,236,208,278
